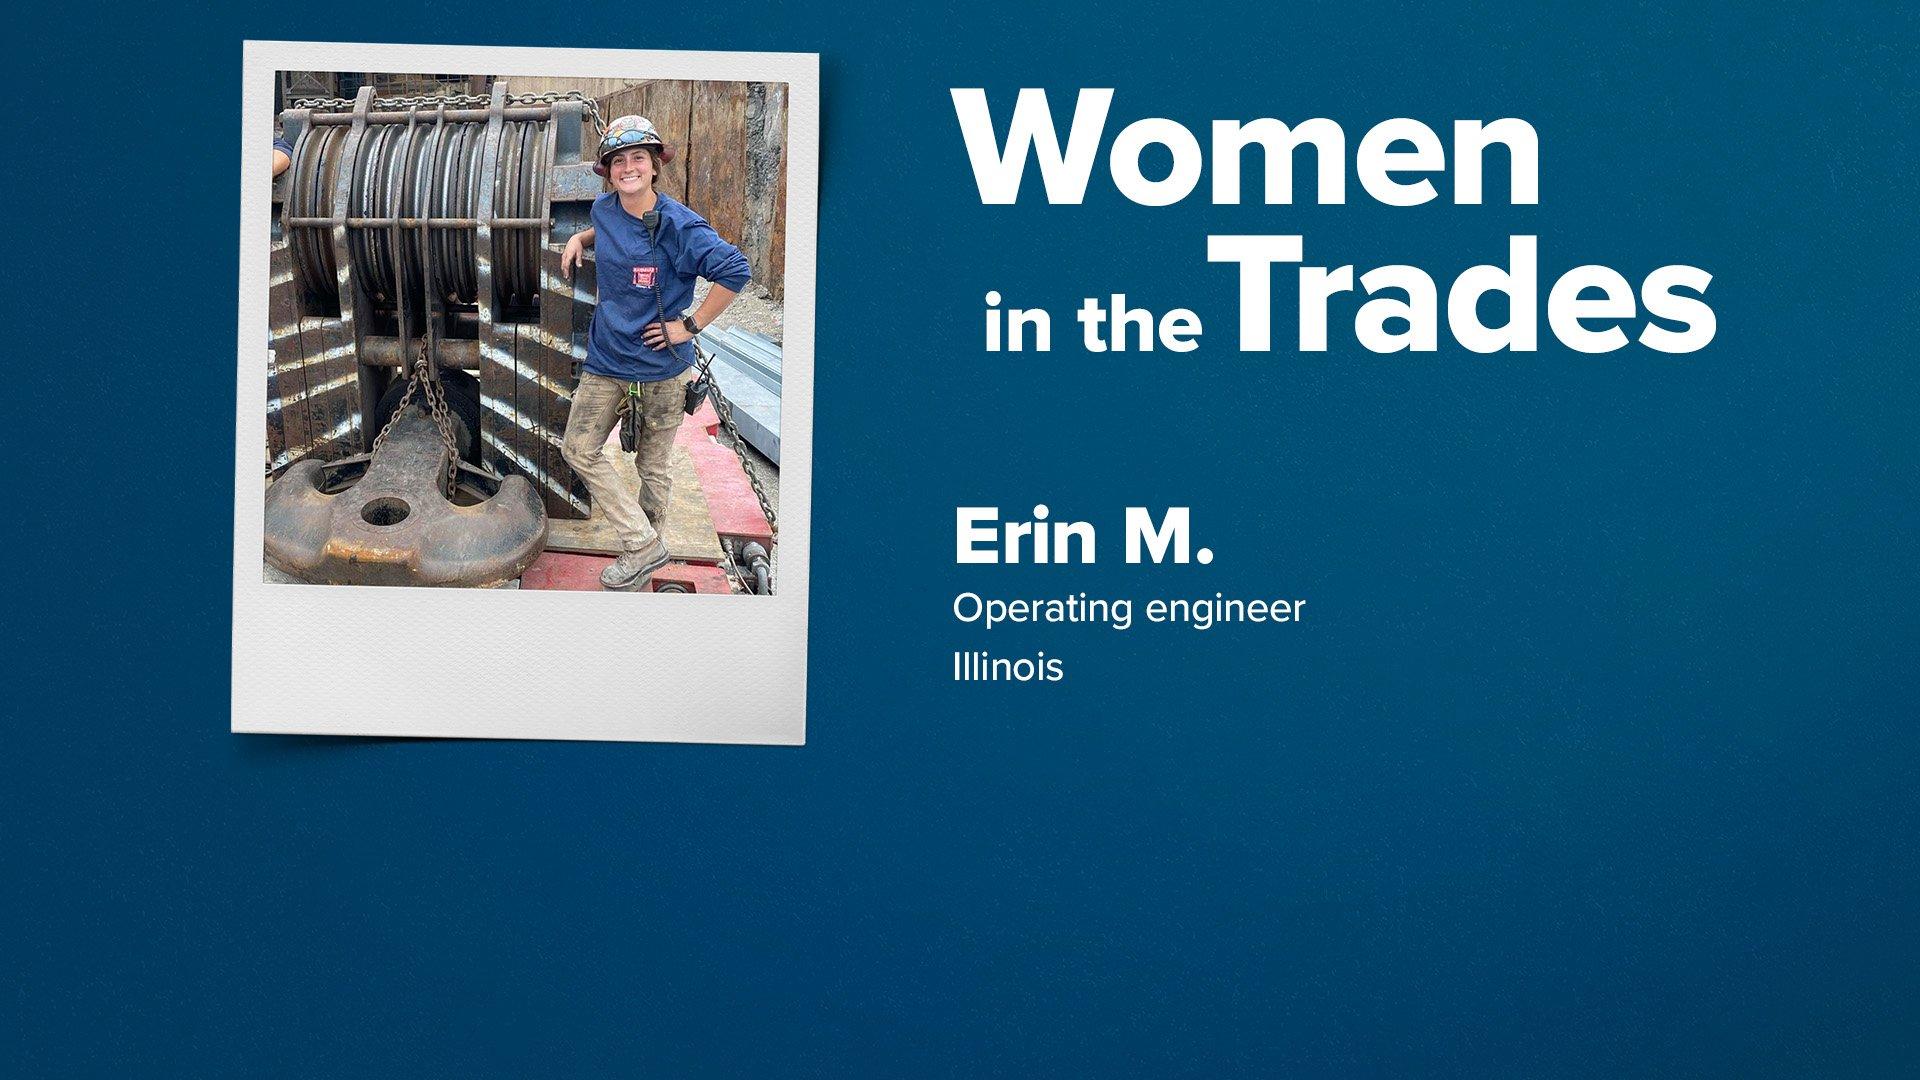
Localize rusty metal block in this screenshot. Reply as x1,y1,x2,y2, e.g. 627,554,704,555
265,409,547,588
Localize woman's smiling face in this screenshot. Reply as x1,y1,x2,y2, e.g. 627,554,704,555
607,147,657,194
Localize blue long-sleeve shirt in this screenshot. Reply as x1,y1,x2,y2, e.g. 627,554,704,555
585,192,752,383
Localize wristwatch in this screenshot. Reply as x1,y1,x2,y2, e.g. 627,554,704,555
681,314,701,336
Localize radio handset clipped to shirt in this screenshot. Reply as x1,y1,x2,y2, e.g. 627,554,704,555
642,210,712,416
620,209,711,452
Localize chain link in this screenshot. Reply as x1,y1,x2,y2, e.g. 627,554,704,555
292,90,606,139
612,346,776,594
419,352,462,496
367,362,419,450
370,339,463,498
688,340,780,594
505,90,607,140
693,340,778,538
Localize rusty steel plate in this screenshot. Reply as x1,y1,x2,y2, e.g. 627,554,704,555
265,409,547,588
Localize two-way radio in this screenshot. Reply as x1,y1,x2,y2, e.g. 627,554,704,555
642,210,713,416
620,209,714,453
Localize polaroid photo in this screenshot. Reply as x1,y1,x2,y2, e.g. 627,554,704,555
233,41,816,743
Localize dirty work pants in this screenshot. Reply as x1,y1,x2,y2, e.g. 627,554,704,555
561,369,690,551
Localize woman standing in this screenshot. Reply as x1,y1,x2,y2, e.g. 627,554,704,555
560,115,751,590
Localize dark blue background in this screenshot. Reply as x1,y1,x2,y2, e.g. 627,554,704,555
7,3,1916,1075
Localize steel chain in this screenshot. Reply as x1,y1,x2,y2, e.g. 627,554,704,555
504,91,608,140
292,90,606,139
369,340,463,498
690,340,778,596
367,365,419,452
612,348,774,594
419,355,463,496
693,340,778,537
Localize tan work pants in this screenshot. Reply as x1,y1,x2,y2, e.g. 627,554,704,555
560,369,691,551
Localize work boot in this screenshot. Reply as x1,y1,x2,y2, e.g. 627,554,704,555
601,538,671,590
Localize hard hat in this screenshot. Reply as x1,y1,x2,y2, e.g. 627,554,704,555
594,115,675,175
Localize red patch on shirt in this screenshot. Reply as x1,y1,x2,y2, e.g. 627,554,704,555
632,266,657,288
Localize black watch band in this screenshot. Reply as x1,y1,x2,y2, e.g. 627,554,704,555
681,314,701,336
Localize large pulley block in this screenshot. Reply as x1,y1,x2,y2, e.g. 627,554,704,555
265,409,547,587
272,83,603,521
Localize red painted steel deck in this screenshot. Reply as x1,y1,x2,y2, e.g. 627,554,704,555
676,399,774,551
520,395,765,593
521,550,732,593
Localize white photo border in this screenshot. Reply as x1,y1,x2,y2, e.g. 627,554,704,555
233,40,815,744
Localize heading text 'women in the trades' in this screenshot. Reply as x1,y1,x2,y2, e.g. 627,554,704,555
952,89,1715,355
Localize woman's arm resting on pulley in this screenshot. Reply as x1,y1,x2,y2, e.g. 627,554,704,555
560,227,596,278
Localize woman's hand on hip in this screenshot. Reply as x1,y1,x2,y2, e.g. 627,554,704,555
642,321,693,349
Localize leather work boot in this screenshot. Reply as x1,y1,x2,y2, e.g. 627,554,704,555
601,538,671,591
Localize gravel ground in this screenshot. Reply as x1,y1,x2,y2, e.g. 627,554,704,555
695,279,783,342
